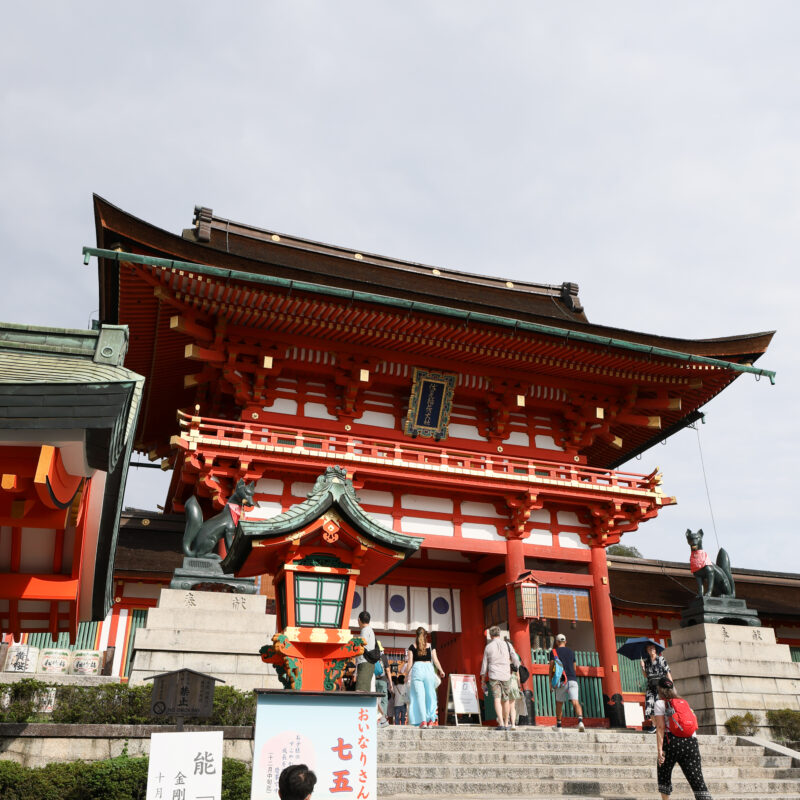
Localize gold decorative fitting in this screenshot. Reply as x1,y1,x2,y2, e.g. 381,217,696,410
432,269,441,276
573,456,580,462
497,446,503,453
141,518,150,527
251,412,259,420
114,596,121,603
345,424,352,431
505,281,514,288
354,253,363,260
271,234,280,242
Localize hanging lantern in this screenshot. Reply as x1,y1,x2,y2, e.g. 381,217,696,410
512,576,541,620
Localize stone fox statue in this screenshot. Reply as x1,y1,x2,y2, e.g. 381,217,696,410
182,479,256,559
686,528,735,598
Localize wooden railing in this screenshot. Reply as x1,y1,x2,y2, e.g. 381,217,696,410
178,411,663,496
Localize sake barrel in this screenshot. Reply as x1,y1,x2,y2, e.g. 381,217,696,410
3,645,38,673
70,650,102,675
38,648,71,674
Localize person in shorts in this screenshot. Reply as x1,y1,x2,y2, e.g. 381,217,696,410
480,625,519,730
549,633,585,731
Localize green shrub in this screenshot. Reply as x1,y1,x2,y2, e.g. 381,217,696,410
1,681,252,726
724,711,759,736
0,756,250,799
221,757,253,800
0,679,50,723
207,685,256,727
50,683,153,725
766,708,800,741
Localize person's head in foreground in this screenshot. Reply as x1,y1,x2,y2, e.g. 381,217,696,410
278,764,317,800
657,677,679,700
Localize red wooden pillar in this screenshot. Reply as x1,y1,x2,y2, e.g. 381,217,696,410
588,544,625,727
458,582,486,679
505,536,532,686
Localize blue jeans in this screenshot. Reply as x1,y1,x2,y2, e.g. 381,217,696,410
394,705,407,725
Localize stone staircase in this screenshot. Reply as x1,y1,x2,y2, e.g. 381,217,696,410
377,727,800,799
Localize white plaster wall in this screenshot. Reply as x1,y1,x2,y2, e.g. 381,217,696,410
18,528,57,574
357,489,393,507
262,397,298,415
447,423,483,440
303,402,337,420
401,517,455,537
558,531,589,550
527,529,553,546
401,495,453,513
530,509,550,524
290,482,315,498
353,410,395,428
461,522,504,542
557,511,590,528
461,501,503,518
255,478,283,495
505,430,530,446
535,434,562,450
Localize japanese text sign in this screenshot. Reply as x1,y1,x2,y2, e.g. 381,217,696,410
150,669,218,719
251,690,377,800
147,730,223,800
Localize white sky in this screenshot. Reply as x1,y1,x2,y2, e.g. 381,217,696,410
2,3,796,572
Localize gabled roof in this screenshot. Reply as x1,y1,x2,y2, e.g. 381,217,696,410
0,321,144,621
222,466,422,578
90,196,775,467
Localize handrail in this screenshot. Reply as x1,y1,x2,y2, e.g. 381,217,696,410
177,411,665,496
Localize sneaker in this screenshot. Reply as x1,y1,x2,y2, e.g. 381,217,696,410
419,722,428,728
378,718,389,728
496,725,507,730
578,721,585,732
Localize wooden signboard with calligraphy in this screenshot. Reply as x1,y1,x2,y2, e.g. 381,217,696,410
403,367,457,440
147,668,223,724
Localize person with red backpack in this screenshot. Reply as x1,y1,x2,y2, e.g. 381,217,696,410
654,678,712,800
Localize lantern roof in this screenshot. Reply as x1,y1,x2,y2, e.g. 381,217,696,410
222,466,422,581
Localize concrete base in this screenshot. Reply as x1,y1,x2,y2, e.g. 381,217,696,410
666,623,800,737
128,588,283,693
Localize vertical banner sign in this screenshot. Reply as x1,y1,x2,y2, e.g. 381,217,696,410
251,690,377,800
147,730,223,800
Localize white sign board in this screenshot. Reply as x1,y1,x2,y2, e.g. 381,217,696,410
147,730,223,800
251,691,377,800
449,674,480,715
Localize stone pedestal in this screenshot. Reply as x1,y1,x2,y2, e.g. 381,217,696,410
169,556,258,595
128,588,282,692
666,623,800,737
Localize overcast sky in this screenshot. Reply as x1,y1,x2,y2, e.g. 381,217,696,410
2,3,796,573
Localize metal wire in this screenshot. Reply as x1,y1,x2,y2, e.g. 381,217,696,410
694,423,721,551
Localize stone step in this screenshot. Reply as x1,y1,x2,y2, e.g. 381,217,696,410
141,606,276,634
377,777,800,797
378,763,800,781
378,748,795,768
133,627,272,654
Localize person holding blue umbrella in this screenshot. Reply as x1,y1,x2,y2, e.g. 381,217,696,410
617,638,673,732
641,641,672,732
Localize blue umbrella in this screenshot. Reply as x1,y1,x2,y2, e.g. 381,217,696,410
616,637,665,661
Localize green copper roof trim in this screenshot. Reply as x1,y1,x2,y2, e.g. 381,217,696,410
84,246,776,385
221,467,422,575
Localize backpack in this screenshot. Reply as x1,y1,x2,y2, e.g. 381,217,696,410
374,658,385,678
666,698,698,738
550,648,567,689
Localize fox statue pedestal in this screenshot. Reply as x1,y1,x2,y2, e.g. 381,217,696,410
169,556,257,595
665,623,800,738
128,588,282,692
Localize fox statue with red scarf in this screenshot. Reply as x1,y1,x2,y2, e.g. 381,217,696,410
182,479,256,559
686,528,735,598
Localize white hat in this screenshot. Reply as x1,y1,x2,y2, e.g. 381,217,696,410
555,633,566,642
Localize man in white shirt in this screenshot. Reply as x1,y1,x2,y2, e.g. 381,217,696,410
480,626,519,730
355,611,376,692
